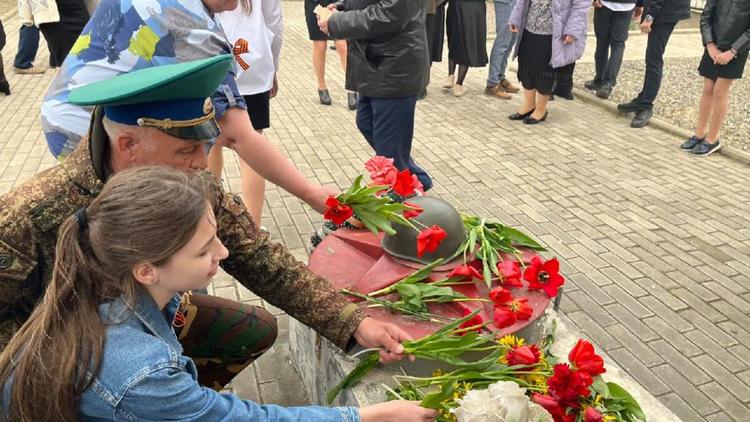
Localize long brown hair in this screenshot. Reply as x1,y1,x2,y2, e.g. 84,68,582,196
0,166,209,422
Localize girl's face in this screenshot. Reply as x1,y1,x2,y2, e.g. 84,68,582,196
146,203,229,299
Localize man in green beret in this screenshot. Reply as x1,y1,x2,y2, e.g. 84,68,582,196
0,55,412,390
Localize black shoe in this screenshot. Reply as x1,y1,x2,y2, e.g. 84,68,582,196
509,109,534,120
549,95,555,101
584,80,601,90
617,99,641,113
0,81,9,96
555,92,574,100
596,84,612,99
691,139,722,156
318,89,332,105
630,108,653,128
329,45,336,51
347,92,358,110
680,135,704,151
523,110,548,124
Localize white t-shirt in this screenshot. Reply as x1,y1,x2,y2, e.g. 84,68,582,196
602,1,636,12
217,0,284,96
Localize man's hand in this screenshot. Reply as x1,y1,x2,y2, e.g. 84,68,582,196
354,317,414,364
563,34,575,45
508,24,519,33
593,0,603,8
270,74,278,99
640,20,652,34
715,50,735,65
632,6,643,21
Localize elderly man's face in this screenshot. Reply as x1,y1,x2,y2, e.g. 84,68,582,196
133,129,210,172
202,0,239,13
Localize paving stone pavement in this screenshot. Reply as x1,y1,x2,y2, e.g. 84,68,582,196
2,3,750,421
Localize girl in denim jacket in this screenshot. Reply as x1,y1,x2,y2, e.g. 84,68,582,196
0,166,436,422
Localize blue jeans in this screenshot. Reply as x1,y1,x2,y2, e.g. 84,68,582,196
14,25,40,69
356,95,433,191
487,0,517,86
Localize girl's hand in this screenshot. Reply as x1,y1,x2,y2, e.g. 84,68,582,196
563,34,575,44
360,401,438,422
509,24,519,33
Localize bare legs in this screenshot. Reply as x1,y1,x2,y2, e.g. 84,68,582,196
694,77,733,143
312,39,348,91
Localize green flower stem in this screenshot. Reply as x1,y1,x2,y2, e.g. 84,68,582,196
342,289,452,323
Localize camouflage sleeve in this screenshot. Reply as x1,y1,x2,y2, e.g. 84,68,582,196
0,195,41,351
210,184,366,350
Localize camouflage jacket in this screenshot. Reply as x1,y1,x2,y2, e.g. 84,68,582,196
0,138,365,350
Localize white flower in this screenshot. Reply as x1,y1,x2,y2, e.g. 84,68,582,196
450,381,553,422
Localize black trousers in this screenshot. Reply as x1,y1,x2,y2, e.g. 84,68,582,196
636,21,677,109
593,6,633,86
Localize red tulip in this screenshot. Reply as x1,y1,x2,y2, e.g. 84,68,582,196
402,202,423,219
532,394,575,422
506,344,541,367
323,196,353,225
447,264,483,281
524,256,565,297
392,169,418,196
458,306,484,335
416,225,447,257
492,297,532,328
547,363,593,408
584,406,603,422
569,339,606,376
489,286,513,305
497,260,523,287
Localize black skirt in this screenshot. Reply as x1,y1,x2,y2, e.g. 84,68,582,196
446,0,487,67
305,0,333,41
516,30,557,95
698,48,749,80
426,1,447,63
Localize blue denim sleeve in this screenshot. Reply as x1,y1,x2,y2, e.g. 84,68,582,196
116,364,360,422
212,73,247,119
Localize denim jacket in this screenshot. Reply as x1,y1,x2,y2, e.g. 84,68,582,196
3,291,360,422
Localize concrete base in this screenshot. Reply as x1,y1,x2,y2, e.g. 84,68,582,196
290,310,682,420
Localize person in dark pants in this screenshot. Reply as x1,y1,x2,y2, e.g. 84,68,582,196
0,18,9,95
585,0,643,99
39,0,89,68
319,0,433,190
13,25,45,74
617,0,690,128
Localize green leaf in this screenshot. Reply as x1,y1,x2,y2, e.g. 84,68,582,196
326,352,380,404
606,382,646,421
500,226,546,251
591,376,611,399
420,380,456,409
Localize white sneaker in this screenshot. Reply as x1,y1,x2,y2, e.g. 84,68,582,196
442,74,454,89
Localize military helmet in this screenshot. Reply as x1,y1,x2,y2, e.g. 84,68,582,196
382,196,466,264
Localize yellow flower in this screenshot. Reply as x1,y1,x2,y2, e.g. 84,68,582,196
432,369,446,377
603,415,617,421
498,335,525,348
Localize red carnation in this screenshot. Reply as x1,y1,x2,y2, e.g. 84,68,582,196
506,344,541,368
498,260,523,287
392,169,418,196
403,202,423,219
584,406,603,422
416,225,447,257
323,196,353,225
493,297,533,328
365,156,398,186
547,363,593,408
524,256,565,297
458,306,483,335
569,339,606,376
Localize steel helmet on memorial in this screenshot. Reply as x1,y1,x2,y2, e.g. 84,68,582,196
382,196,466,264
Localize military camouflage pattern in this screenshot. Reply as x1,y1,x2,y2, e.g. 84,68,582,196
175,292,278,390
0,137,366,354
